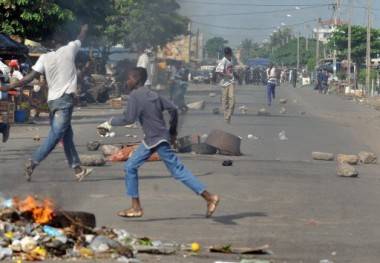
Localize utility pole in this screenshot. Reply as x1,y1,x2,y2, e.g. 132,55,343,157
366,0,372,95
188,22,192,63
347,0,353,85
315,18,321,69
297,32,300,71
332,0,341,79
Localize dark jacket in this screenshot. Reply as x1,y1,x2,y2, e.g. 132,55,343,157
111,86,178,149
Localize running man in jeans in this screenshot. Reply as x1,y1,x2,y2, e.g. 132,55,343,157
216,47,235,124
98,67,220,218
6,25,92,182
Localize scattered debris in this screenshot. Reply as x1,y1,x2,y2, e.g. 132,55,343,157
336,154,359,165
80,155,106,166
177,135,200,153
187,101,205,110
191,143,217,155
212,108,220,115
0,195,200,262
209,244,271,255
247,134,259,140
279,98,288,104
337,163,359,177
258,108,270,116
222,160,233,167
312,152,335,161
209,92,217,97
278,130,288,141
87,141,101,151
206,130,242,156
279,107,287,114
33,135,41,142
358,151,377,164
101,145,121,156
239,105,248,114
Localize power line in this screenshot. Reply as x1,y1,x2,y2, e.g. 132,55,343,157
191,19,317,31
179,0,329,7
188,6,327,18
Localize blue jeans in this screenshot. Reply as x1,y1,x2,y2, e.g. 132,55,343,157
124,142,206,198
267,82,276,106
32,94,80,168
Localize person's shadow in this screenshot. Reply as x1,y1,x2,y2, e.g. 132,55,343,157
125,212,267,225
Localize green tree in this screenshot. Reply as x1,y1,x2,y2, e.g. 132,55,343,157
105,0,188,48
0,0,74,41
205,37,228,59
328,25,380,66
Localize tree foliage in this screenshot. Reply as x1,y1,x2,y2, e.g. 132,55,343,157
205,37,228,59
328,25,380,65
0,0,74,40
105,0,188,48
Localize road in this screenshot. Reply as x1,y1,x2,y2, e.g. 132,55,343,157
1,83,380,263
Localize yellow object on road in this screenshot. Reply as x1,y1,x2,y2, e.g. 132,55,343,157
191,242,201,252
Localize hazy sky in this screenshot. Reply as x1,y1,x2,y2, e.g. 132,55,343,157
178,0,380,47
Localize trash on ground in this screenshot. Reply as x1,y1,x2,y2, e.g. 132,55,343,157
222,160,233,167
337,163,359,177
206,130,242,156
247,134,259,140
191,143,217,155
97,121,113,138
80,155,106,166
258,108,270,116
101,145,121,156
87,141,101,151
0,194,196,262
177,135,200,153
33,135,41,142
336,154,359,165
279,98,288,104
358,151,377,164
312,152,335,161
278,130,288,141
209,244,271,255
209,92,217,97
280,107,287,114
187,100,205,110
239,105,248,114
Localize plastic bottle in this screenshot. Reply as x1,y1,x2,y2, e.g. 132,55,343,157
42,226,64,237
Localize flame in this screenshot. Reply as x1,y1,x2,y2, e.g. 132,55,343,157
15,196,55,224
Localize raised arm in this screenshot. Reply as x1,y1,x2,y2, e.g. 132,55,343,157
77,24,88,43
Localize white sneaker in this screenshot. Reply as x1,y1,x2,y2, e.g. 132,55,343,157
75,168,93,182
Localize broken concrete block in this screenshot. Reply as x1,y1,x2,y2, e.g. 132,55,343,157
279,98,288,104
87,141,101,151
358,151,377,164
206,129,242,156
80,155,106,166
312,152,334,161
258,108,270,116
280,107,287,114
337,154,359,165
337,163,359,177
100,145,121,156
187,100,205,110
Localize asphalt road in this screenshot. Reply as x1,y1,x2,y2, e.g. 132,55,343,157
1,84,380,263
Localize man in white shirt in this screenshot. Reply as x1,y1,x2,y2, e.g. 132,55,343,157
4,25,92,182
215,47,235,123
136,48,153,87
266,64,277,106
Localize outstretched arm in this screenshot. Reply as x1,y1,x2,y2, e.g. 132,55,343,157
1,70,41,91
77,24,88,43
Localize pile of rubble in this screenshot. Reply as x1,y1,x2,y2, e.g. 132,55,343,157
0,195,194,262
312,151,377,177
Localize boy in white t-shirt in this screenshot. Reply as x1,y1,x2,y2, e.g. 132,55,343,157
215,47,235,123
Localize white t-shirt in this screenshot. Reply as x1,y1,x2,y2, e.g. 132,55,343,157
9,70,23,80
215,57,234,87
267,67,277,83
137,53,152,86
32,40,81,101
